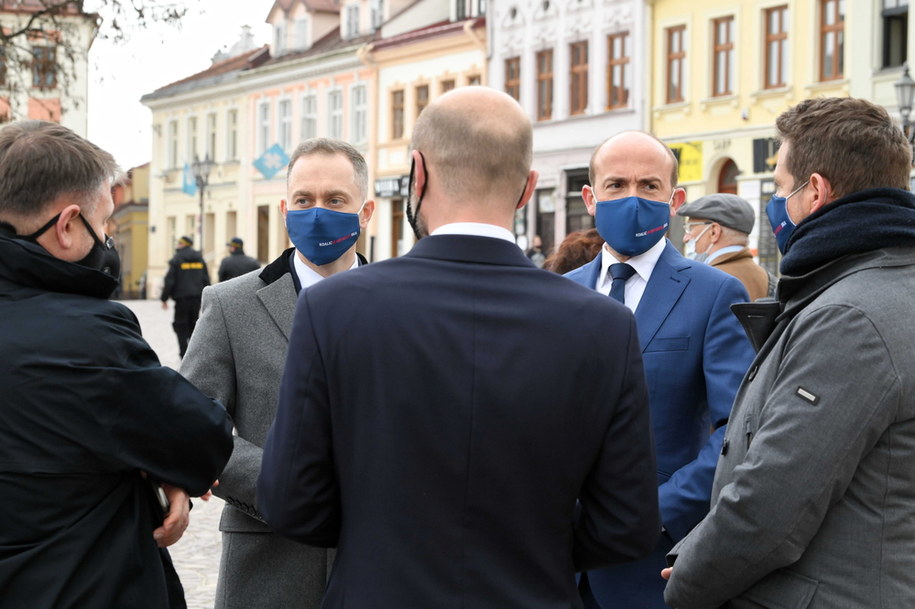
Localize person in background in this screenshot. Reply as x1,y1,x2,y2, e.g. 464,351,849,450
565,130,754,609
677,193,773,301
218,237,260,282
181,138,373,609
258,87,660,609
664,97,915,609
526,233,547,267
543,228,604,274
0,119,233,609
161,235,209,357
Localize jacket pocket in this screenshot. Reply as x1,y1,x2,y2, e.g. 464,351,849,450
644,336,689,353
729,568,818,609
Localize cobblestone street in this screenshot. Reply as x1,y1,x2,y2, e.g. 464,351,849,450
120,298,223,609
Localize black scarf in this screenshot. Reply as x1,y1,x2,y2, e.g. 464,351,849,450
780,187,915,276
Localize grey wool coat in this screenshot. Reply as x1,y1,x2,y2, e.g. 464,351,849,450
665,247,915,609
181,249,333,609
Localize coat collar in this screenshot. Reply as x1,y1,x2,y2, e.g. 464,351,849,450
405,234,534,267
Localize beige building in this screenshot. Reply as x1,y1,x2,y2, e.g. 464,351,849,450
111,164,150,299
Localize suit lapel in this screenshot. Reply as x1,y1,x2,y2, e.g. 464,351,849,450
634,243,690,352
256,273,297,341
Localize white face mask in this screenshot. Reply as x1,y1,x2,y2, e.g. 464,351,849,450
684,224,712,263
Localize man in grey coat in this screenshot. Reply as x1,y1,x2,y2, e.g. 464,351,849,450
663,97,915,608
180,138,374,609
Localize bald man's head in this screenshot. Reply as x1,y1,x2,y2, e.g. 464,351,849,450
411,87,532,204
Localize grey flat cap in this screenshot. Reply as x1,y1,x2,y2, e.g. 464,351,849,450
677,193,755,234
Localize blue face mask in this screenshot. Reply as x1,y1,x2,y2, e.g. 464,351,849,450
286,205,364,266
765,180,808,254
594,196,671,257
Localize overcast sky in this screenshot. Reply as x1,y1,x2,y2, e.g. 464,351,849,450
87,1,273,170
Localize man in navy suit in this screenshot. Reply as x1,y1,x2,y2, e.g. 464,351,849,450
257,87,661,609
566,131,754,609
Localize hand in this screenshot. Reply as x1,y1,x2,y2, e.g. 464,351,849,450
152,484,190,548
199,479,219,502
161,301,168,310
661,567,672,580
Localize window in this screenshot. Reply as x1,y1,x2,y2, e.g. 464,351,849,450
712,16,735,97
278,100,293,151
294,17,309,49
168,120,178,168
352,84,367,143
441,79,456,93
206,113,217,159
536,49,553,121
0,47,6,86
607,32,630,109
187,116,198,159
31,46,56,89
328,90,343,139
415,84,429,118
301,93,317,140
505,57,521,101
666,25,686,103
883,0,908,68
258,101,271,155
820,0,844,81
392,89,404,139
468,74,481,86
569,41,588,115
764,6,789,88
346,4,360,38
226,110,238,161
274,21,287,55
372,0,384,28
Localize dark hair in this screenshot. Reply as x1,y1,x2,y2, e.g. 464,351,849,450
286,138,368,199
0,120,119,218
543,228,605,274
775,97,911,198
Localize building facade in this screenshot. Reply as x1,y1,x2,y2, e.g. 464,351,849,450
0,0,96,134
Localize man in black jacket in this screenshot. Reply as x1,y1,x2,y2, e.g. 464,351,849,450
161,235,210,357
0,120,234,609
218,237,260,282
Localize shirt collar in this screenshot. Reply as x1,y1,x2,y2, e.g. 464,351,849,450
599,237,667,286
292,250,359,290
706,244,746,264
430,222,517,244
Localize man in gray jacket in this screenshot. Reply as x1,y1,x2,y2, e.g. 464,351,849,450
663,97,915,608
181,138,374,609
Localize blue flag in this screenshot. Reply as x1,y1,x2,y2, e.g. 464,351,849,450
254,143,290,180
182,163,197,196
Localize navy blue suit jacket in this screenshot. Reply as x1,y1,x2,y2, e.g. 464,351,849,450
566,241,754,609
258,234,660,609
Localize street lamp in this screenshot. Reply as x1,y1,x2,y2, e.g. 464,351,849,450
192,153,213,249
894,62,915,164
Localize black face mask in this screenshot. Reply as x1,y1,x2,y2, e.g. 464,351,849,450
406,151,427,240
24,212,121,279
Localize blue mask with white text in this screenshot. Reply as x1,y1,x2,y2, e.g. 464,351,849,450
286,206,362,266
765,180,807,255
594,196,670,256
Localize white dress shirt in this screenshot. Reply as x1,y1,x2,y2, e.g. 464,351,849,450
292,250,360,290
596,238,667,312
430,222,517,244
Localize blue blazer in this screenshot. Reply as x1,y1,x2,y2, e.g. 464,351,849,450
566,241,754,609
258,235,661,609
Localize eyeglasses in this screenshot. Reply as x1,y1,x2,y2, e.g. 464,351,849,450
684,221,712,232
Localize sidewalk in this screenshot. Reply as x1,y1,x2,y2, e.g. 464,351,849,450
120,298,223,609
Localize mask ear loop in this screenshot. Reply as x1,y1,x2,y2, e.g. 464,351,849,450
406,151,426,240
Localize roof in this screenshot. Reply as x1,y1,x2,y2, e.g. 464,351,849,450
371,17,485,51
141,45,269,101
258,27,373,68
269,0,339,16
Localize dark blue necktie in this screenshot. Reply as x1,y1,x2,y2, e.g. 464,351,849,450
608,263,636,304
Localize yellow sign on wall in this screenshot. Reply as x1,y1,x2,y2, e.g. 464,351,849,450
669,141,703,183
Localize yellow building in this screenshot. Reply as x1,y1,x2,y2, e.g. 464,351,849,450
648,0,905,272
111,164,150,299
